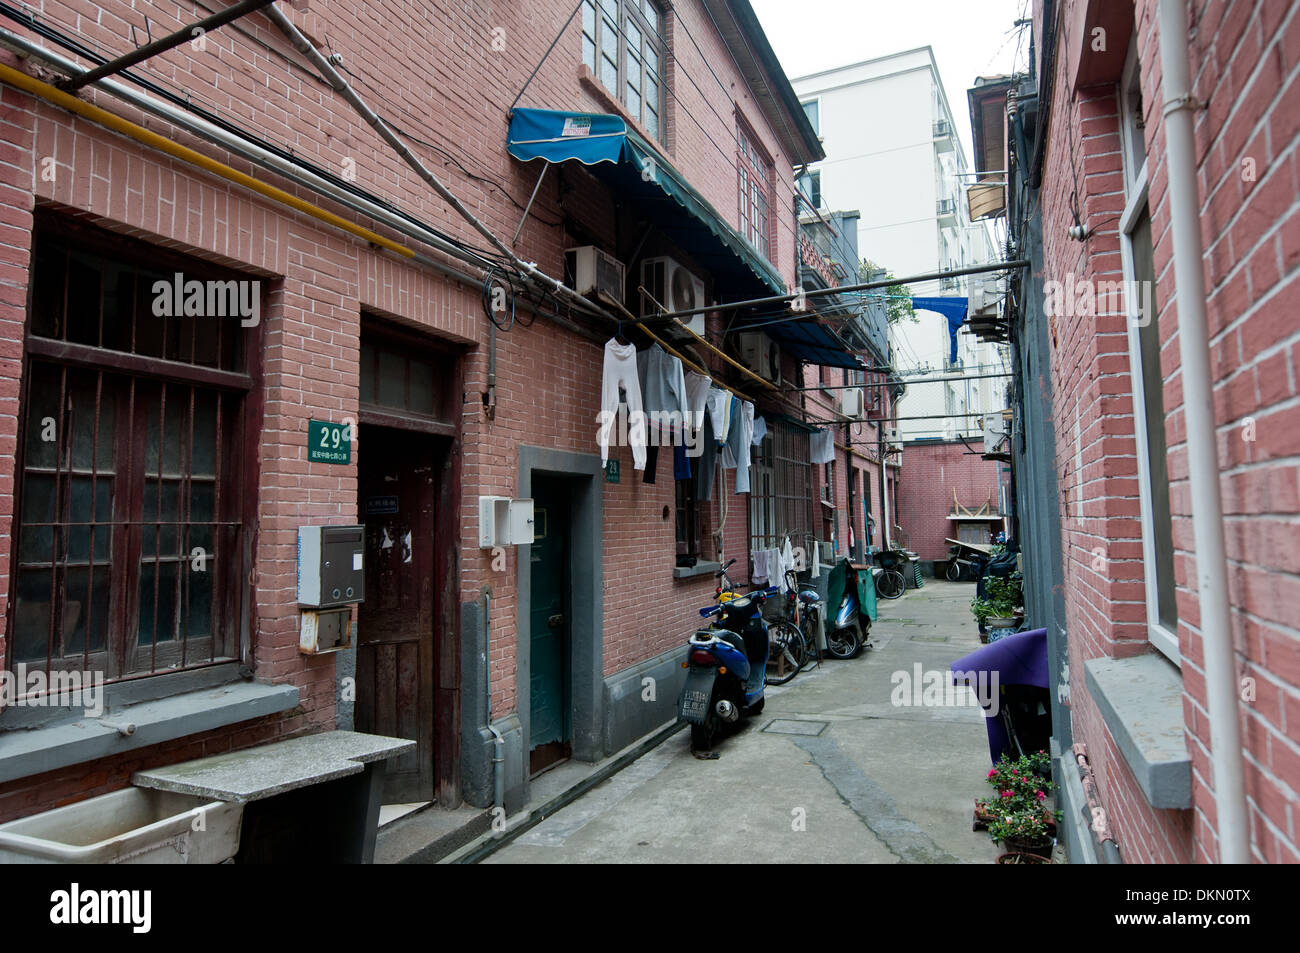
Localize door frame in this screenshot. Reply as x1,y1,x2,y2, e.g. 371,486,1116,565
352,320,464,807
516,447,604,764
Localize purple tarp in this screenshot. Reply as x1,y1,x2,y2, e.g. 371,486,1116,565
949,627,1049,763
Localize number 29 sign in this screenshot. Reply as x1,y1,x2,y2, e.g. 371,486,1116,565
308,419,352,464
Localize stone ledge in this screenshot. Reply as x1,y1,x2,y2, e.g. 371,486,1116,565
0,680,299,785
673,560,721,580
1083,654,1191,809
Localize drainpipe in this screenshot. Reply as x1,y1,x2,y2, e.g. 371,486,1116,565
483,592,505,817
1157,0,1249,863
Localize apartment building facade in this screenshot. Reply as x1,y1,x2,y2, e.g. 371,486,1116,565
977,0,1300,862
0,0,869,823
791,47,1008,443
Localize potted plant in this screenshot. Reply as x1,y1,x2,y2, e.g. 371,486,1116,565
971,574,1022,632
979,752,1060,835
986,807,1054,858
995,851,1050,864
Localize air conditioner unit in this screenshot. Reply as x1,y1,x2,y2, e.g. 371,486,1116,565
983,412,1008,452
737,331,781,383
641,256,706,337
883,426,903,451
565,246,625,308
840,387,865,419
936,198,956,216
933,119,951,138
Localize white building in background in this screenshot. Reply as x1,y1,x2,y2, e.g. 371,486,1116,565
791,47,1009,441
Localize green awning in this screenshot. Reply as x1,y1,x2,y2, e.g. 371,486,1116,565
508,107,785,297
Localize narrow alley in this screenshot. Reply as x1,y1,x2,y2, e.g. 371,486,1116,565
483,581,994,864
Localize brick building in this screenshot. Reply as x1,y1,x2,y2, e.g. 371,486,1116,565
894,439,1007,570
974,0,1300,862
0,0,884,825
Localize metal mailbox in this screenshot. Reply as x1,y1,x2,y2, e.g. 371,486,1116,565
297,525,365,607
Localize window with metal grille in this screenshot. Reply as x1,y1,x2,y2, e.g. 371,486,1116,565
737,121,773,260
11,222,254,683
582,0,665,141
748,420,813,551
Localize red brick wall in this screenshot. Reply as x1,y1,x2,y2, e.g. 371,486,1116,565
0,0,812,816
895,440,1004,562
1039,0,1300,863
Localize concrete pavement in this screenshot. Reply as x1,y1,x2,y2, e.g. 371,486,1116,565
486,579,1002,864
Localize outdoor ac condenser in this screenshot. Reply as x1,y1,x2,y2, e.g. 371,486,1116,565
566,246,625,308
641,255,706,336
738,331,781,383
840,387,865,419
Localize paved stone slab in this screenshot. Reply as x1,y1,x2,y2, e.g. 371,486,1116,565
762,719,828,736
132,730,415,803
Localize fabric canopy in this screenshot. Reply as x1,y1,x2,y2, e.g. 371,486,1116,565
912,296,970,363
738,310,863,370
508,107,785,297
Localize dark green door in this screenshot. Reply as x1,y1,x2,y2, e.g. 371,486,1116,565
529,477,571,775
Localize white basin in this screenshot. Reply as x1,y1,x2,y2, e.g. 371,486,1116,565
0,787,242,864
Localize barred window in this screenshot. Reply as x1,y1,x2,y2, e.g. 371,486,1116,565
582,0,665,141
748,420,814,552
11,222,255,683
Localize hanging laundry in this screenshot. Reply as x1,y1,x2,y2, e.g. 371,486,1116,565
779,537,796,593
750,549,771,586
811,540,821,579
706,386,732,444
636,344,688,419
673,442,692,480
721,398,754,494
638,345,688,485
684,370,712,434
694,412,718,501
599,337,646,470
751,415,768,445
810,427,835,465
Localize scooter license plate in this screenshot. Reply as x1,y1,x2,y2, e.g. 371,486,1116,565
680,688,710,721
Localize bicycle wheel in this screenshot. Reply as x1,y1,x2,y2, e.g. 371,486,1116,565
765,620,806,685
945,560,962,582
800,610,822,667
877,569,906,600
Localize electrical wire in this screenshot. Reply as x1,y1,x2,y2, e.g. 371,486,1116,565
0,1,513,270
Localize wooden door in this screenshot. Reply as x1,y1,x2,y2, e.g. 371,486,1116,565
356,427,436,802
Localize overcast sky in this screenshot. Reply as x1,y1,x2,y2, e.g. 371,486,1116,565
751,0,1030,167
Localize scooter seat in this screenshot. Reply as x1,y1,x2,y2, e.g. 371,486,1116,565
798,590,820,604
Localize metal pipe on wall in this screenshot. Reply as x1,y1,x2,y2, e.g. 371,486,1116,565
1157,0,1249,863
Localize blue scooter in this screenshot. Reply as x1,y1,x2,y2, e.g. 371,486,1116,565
677,588,773,752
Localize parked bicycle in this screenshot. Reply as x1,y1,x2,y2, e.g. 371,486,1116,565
873,549,908,600
712,558,807,686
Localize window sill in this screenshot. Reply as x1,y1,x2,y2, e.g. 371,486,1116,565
1083,653,1191,809
0,676,299,785
673,560,721,580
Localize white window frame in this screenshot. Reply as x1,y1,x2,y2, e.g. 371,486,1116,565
1117,40,1180,665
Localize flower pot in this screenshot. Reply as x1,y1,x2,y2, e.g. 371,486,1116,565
1002,835,1053,858
996,851,1049,864
973,801,997,832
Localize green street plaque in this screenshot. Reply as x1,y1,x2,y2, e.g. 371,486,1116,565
308,419,352,464
605,459,620,483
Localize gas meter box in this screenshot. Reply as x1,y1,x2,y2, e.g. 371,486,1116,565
297,525,365,607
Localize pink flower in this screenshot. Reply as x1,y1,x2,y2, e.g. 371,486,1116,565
1036,790,1046,800
987,769,997,778
1001,791,1012,798
1011,768,1018,775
